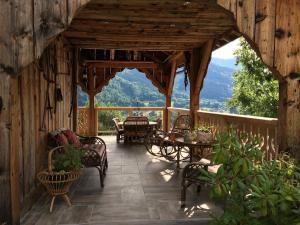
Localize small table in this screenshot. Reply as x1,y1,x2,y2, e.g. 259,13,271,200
174,137,213,168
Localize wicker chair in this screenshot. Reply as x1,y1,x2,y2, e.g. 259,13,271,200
48,128,108,188
113,118,124,143
181,158,220,207
144,114,192,157
124,116,149,142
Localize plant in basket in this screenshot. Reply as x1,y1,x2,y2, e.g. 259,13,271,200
37,145,84,212
195,125,215,143
52,144,84,172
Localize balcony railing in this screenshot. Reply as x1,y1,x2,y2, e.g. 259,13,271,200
78,106,278,159
168,107,278,160
77,106,165,135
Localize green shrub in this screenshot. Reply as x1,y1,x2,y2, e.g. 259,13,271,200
200,129,300,225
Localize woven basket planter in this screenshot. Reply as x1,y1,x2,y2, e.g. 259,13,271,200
37,146,82,212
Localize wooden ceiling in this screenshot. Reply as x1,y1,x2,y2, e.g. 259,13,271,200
63,0,238,51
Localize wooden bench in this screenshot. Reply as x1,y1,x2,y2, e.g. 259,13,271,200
48,128,108,187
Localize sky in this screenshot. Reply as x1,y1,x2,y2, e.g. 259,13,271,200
212,38,240,59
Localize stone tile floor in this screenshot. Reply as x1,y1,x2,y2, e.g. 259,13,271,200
21,136,221,225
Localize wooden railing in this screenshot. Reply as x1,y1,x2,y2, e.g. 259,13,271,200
77,106,165,134
78,106,278,159
168,107,279,160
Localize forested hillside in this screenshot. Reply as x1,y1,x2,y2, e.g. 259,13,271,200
78,58,235,112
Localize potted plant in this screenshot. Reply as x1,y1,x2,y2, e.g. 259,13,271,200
200,129,300,225
195,125,215,143
37,145,84,212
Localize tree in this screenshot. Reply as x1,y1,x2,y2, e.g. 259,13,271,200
227,38,279,118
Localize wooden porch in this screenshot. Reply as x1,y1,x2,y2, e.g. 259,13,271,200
1,0,300,224
21,136,219,225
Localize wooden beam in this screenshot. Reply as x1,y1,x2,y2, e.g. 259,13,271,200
142,52,163,64
193,40,215,96
84,60,159,69
189,40,214,128
167,62,177,97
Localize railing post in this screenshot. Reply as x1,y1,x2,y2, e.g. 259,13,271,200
95,109,98,135
167,109,171,131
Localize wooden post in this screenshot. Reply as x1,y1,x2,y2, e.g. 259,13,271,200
0,75,21,225
87,68,97,136
164,95,171,131
278,79,300,161
9,77,21,225
72,48,78,132
163,62,177,131
189,40,214,129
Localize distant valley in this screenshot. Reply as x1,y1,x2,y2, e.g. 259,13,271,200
78,58,237,112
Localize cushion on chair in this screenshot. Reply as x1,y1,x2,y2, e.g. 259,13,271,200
63,129,81,147
199,158,220,174
55,133,69,146
83,144,106,156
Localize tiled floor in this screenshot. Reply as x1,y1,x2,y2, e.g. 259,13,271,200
21,136,221,225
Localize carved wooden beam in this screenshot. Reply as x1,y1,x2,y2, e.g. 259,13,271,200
85,60,158,69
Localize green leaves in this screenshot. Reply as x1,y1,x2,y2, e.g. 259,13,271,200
207,130,300,225
227,38,279,118
53,145,84,172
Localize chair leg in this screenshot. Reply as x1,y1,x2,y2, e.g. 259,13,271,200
50,196,56,213
181,181,187,208
97,166,104,188
62,194,72,207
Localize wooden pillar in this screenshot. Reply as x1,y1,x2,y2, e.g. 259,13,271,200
0,75,21,225
72,48,78,132
189,40,214,129
164,95,171,131
87,68,97,136
9,77,21,225
278,79,300,161
164,62,177,131
88,94,97,136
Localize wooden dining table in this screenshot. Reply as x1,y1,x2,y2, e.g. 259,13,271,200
118,121,158,128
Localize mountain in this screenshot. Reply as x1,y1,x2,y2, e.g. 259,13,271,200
78,62,235,112
210,57,238,69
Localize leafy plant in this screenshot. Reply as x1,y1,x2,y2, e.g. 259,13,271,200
200,129,300,225
228,38,279,118
53,145,84,172
196,125,213,133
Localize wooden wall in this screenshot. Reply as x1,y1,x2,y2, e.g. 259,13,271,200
217,0,300,159
0,38,74,224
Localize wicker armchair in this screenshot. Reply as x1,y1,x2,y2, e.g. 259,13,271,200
113,118,124,143
48,128,108,188
144,114,192,157
181,158,220,207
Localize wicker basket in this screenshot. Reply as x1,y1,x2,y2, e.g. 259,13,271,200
37,146,82,212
